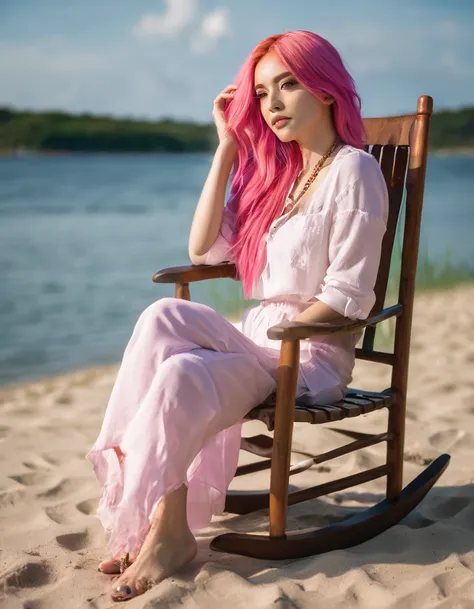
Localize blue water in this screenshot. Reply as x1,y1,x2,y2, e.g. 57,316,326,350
1,152,473,385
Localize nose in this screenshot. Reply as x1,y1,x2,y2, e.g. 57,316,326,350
267,88,283,113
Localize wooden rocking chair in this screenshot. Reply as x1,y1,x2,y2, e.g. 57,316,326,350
153,95,450,560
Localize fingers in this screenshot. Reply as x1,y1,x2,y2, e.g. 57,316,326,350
213,84,237,105
212,84,238,141
213,92,236,107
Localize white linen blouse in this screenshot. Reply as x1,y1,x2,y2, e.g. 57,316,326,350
203,144,389,319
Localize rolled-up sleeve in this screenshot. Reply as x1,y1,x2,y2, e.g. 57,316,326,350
201,205,236,265
315,160,389,320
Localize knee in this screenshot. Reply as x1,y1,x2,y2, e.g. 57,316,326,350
156,352,206,395
138,297,181,327
146,297,177,317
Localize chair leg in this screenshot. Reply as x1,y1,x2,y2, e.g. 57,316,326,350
386,396,405,500
268,339,300,538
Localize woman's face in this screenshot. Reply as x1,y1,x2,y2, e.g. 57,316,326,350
253,51,332,144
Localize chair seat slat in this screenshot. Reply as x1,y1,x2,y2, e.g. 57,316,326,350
245,388,395,431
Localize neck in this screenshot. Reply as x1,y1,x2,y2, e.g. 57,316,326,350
297,121,338,173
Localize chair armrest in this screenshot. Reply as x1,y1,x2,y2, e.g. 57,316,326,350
152,261,237,284
267,304,403,341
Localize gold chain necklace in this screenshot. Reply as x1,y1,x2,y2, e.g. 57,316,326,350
281,137,340,218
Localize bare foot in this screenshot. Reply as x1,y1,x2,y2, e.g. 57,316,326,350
110,530,197,601
98,553,136,574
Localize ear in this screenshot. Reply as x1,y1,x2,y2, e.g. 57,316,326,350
322,94,335,105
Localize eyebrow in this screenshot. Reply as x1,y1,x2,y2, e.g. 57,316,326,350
254,71,293,90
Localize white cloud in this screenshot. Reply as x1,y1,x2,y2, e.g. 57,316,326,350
133,0,197,40
190,7,231,54
201,7,230,40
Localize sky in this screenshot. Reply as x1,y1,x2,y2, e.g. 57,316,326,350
0,0,473,122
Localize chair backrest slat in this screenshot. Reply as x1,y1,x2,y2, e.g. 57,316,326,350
379,145,396,190
358,96,432,358
370,144,383,164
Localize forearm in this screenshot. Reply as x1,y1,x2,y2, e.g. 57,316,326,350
188,141,237,262
292,299,345,324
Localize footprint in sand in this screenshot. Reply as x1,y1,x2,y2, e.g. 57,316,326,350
39,453,63,466
56,530,89,551
55,392,72,404
9,471,53,487
76,498,98,516
37,477,89,500
0,487,26,508
40,450,88,466
459,555,474,573
401,512,435,529
19,601,45,609
429,429,470,451
3,560,55,589
22,456,55,471
44,502,70,525
430,496,471,519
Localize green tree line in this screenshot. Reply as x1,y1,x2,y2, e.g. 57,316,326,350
0,108,217,153
0,105,473,153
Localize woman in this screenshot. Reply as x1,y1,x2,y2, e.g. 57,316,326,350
88,30,389,601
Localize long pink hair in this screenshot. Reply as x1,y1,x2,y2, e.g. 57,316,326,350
224,30,365,297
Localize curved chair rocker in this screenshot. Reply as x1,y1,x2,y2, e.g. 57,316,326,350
153,95,450,560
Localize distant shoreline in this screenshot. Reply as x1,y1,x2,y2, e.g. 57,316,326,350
1,146,474,158
0,148,213,157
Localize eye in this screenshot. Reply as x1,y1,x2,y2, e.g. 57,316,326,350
255,80,297,99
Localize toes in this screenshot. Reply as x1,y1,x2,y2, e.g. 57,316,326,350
98,559,121,574
110,577,155,601
111,583,136,601
99,553,136,575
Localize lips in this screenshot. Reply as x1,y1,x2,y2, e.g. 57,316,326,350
273,117,291,129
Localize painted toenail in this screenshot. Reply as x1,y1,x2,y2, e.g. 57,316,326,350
115,584,133,596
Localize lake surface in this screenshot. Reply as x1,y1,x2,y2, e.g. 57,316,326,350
1,152,473,385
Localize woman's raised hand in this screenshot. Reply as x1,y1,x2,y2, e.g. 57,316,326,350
212,84,237,149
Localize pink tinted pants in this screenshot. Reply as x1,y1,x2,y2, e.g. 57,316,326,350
87,297,308,556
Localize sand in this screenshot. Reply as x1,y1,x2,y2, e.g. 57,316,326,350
1,283,474,609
